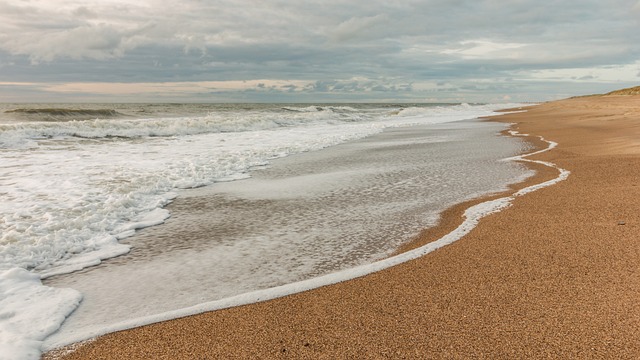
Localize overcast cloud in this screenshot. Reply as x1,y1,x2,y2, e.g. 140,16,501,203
1,0,639,102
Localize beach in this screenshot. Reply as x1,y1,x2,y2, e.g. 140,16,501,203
45,94,640,359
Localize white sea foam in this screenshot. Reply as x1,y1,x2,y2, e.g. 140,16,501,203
0,106,364,149
0,269,81,360
0,102,528,358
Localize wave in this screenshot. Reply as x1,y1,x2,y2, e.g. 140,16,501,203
281,105,359,113
281,106,323,112
0,103,516,149
394,103,478,117
6,108,123,120
0,107,374,149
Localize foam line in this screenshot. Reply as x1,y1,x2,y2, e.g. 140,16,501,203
43,130,569,351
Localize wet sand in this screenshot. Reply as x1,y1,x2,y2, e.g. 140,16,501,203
46,95,640,359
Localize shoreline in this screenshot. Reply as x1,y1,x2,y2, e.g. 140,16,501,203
46,95,640,358
41,109,566,358
41,117,527,352
392,127,558,256
42,116,538,352
43,115,555,357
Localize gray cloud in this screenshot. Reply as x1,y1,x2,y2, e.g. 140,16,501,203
0,0,639,102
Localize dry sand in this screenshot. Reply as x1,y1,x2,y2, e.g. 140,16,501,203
45,95,640,359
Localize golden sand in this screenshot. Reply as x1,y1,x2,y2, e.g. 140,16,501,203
45,95,640,359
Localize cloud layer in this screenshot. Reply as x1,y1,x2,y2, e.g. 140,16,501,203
1,0,639,102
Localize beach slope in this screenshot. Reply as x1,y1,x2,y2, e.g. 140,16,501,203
46,94,640,359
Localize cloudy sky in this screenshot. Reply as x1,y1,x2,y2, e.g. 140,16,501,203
1,0,639,103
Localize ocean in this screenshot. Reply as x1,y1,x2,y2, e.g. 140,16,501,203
0,103,534,358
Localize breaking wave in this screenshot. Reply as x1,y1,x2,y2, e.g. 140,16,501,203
0,108,368,149
6,108,123,120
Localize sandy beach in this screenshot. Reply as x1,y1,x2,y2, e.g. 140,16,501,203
45,94,640,359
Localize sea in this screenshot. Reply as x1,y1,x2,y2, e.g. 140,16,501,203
0,102,534,359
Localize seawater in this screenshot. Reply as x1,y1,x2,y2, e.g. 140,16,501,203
0,103,532,359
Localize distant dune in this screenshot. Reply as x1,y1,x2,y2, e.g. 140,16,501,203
606,85,640,95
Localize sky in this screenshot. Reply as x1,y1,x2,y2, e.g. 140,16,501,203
0,0,639,103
